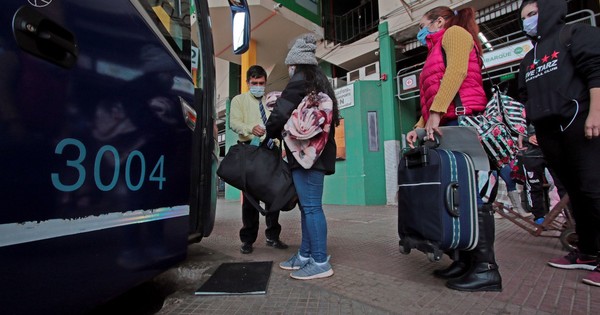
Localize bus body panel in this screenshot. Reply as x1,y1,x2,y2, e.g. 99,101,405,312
0,0,217,313
0,216,188,314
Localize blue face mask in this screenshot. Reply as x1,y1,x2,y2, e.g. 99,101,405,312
249,85,265,98
417,26,436,46
523,14,538,37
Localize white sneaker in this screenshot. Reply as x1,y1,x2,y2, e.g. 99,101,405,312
516,208,533,217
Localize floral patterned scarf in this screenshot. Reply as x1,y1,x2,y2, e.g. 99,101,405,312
282,91,333,169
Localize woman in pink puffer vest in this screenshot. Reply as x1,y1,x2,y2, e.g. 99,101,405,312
407,7,486,144
405,6,503,293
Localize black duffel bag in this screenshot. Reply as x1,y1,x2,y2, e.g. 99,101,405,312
217,141,297,215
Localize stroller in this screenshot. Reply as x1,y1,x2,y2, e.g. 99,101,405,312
495,192,577,251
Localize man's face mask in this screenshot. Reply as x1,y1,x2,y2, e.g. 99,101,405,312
249,85,265,98
523,14,538,37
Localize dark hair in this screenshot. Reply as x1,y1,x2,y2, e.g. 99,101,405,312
424,6,482,55
295,64,340,127
246,65,267,81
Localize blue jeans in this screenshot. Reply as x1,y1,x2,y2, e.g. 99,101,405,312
292,168,328,263
499,164,516,191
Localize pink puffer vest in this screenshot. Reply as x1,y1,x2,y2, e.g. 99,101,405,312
419,28,487,124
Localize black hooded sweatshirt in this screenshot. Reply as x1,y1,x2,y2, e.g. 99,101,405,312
518,0,600,125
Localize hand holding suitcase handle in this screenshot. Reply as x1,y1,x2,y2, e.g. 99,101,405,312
403,136,440,168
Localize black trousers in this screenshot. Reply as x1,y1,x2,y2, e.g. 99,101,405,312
521,156,548,219
239,193,282,244
535,112,600,256
521,156,567,219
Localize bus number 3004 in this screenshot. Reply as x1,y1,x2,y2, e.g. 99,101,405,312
51,138,166,192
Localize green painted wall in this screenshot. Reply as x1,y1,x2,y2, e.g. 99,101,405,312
323,81,386,205
229,64,241,96
319,62,333,77
275,0,321,25
224,80,387,206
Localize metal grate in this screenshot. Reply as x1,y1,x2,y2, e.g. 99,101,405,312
400,0,522,54
323,0,379,45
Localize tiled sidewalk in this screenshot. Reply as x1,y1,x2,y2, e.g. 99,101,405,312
157,198,599,315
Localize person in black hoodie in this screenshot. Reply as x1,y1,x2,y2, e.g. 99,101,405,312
518,0,600,287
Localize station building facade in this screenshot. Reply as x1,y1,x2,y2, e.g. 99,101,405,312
209,0,599,205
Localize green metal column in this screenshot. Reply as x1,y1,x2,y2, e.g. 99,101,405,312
379,21,399,141
378,21,401,205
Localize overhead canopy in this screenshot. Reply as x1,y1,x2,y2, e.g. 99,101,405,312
209,0,322,91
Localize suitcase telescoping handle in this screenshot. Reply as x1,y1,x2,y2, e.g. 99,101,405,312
445,182,461,217
403,146,429,167
403,138,439,168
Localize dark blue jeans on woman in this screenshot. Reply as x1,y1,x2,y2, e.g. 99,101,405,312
499,164,517,191
292,168,328,263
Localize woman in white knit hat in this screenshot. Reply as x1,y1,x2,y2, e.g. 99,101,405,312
265,34,340,280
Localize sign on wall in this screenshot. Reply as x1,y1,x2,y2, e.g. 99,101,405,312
335,84,354,110
401,74,418,92
483,40,533,69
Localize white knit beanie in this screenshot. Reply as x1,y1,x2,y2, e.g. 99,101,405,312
284,34,318,65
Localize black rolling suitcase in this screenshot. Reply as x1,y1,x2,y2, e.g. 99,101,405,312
398,142,479,261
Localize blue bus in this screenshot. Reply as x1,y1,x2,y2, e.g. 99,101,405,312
0,0,249,313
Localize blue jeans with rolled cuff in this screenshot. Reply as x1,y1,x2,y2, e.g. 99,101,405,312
292,168,328,263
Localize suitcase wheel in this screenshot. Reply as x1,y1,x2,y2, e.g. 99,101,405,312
398,240,411,255
400,246,411,255
559,228,578,251
426,250,443,262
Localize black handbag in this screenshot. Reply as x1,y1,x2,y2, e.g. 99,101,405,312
217,141,297,215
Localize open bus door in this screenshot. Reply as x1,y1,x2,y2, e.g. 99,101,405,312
187,0,250,242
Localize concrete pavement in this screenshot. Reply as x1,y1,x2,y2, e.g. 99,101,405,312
156,198,599,314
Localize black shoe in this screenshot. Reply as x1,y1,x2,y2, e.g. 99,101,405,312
266,239,288,249
240,243,253,254
446,262,502,292
433,260,470,279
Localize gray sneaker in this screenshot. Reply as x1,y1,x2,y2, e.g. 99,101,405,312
290,256,334,280
279,253,309,270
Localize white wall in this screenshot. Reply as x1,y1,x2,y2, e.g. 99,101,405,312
215,57,230,115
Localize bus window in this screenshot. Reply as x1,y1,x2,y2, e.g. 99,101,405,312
190,0,203,87
137,0,192,73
